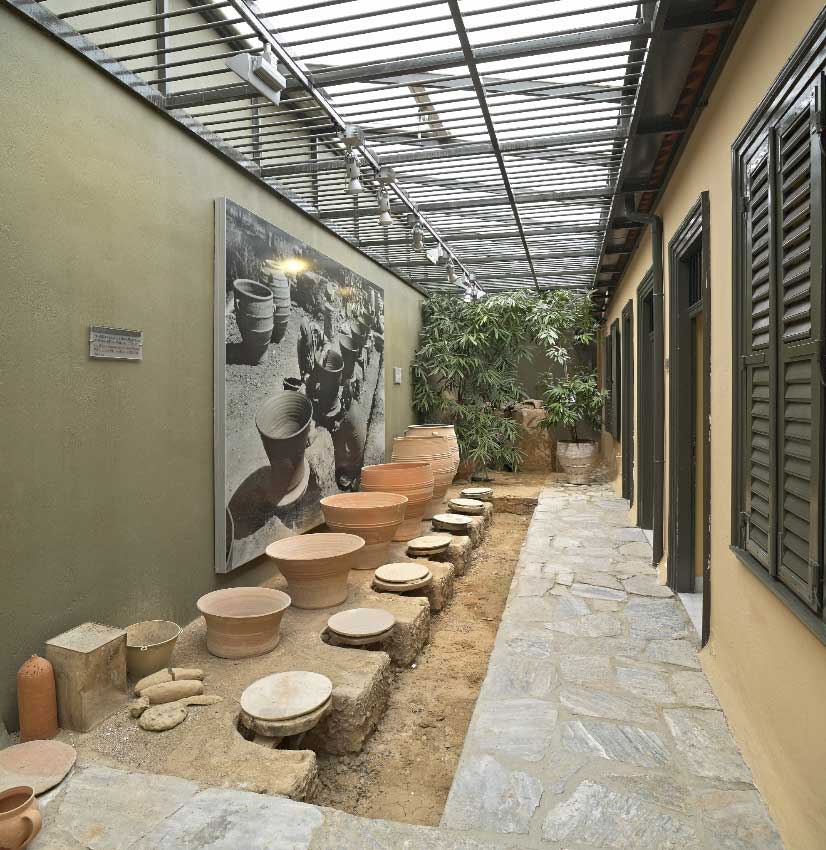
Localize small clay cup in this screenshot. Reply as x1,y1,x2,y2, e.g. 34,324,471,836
0,787,41,850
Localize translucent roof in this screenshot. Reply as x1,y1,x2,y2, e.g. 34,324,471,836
42,0,650,295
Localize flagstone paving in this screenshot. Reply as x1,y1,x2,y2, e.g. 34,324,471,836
441,482,785,850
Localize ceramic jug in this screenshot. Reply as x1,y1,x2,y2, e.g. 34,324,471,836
0,787,41,850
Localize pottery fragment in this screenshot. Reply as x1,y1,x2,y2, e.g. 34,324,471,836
141,680,203,705
134,668,205,695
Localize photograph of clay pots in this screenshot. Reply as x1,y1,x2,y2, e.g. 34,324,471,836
215,199,385,572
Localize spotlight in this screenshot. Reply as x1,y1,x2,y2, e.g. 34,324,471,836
226,44,286,106
412,222,424,251
346,153,362,195
377,190,393,226
378,165,396,185
446,260,457,284
342,125,364,149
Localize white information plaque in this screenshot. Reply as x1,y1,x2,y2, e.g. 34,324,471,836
89,326,143,361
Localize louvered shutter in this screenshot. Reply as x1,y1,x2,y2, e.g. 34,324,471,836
773,89,824,610
742,142,775,569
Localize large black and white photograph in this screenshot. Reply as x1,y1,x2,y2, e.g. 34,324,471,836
214,198,385,573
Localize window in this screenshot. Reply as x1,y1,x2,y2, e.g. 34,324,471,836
732,22,826,639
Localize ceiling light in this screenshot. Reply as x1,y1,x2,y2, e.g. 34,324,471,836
377,190,393,227
412,222,424,251
342,125,364,150
378,166,396,185
346,153,362,195
225,45,286,106
446,260,457,284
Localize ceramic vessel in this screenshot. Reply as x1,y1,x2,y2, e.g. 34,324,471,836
405,424,461,476
391,435,455,518
266,270,291,343
360,462,434,541
233,279,274,364
308,349,343,414
196,588,291,658
255,391,313,498
332,400,367,489
338,333,359,381
265,533,364,609
320,492,408,569
0,787,41,850
556,440,599,485
125,620,182,680
16,657,57,743
349,318,369,351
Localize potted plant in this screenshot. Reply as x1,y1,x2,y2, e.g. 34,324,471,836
537,371,607,484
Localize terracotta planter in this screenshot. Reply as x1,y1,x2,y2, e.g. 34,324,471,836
125,620,181,680
0,787,40,850
265,533,364,609
338,333,359,382
391,435,455,518
233,279,274,364
308,349,343,414
406,424,461,477
556,440,599,485
255,392,313,498
320,492,408,570
196,587,291,658
360,462,434,541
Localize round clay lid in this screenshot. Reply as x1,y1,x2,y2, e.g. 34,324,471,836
375,562,431,583
327,607,396,638
461,487,493,498
407,534,453,552
449,498,485,510
433,513,473,526
240,671,333,722
0,740,77,795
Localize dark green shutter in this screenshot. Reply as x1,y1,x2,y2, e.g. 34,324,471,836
604,334,612,432
611,320,621,440
773,89,824,610
743,142,774,569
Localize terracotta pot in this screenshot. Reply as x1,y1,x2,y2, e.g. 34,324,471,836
391,435,455,517
265,533,364,609
233,279,273,364
332,401,367,489
406,424,461,476
255,392,313,497
320,493,408,569
266,271,291,343
337,333,359,382
360,462,434,541
308,349,343,414
556,440,599,485
125,620,182,680
16,657,57,743
0,787,40,850
196,588,291,658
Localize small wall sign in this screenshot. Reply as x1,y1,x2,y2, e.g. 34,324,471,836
89,326,143,361
393,367,403,385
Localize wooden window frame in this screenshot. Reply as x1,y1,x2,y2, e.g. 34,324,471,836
731,9,826,645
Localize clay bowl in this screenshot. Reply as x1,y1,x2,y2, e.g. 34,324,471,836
196,588,291,659
320,493,408,570
265,533,364,609
125,620,182,680
360,463,434,541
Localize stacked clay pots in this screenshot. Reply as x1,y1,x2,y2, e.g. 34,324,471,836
360,462,434,541
320,493,408,570
405,424,460,479
267,270,292,343
391,434,456,519
265,533,364,609
233,279,273,364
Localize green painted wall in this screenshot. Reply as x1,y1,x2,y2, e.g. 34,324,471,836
0,8,423,729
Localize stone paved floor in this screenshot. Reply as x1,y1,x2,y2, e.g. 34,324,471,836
441,482,785,850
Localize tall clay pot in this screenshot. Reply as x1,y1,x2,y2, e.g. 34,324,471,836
406,424,461,479
308,349,343,415
265,533,364,609
267,270,291,343
350,317,369,351
391,434,455,518
556,440,599,485
332,399,367,490
233,279,274,364
360,462,434,541
0,787,41,850
16,656,57,742
338,333,359,382
255,392,313,500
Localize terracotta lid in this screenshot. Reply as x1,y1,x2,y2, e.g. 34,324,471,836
407,534,453,554
240,671,333,722
372,572,433,593
448,498,486,515
327,608,396,638
375,562,431,583
0,740,77,795
432,513,473,530
460,487,493,499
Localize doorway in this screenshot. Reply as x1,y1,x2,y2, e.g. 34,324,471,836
621,301,634,504
636,272,655,533
667,194,711,645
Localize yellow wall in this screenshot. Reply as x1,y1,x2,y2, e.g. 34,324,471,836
0,7,423,729
600,3,826,848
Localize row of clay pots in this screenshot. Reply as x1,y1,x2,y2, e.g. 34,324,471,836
360,462,434,541
391,434,457,518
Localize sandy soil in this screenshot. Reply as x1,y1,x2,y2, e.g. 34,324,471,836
311,511,532,825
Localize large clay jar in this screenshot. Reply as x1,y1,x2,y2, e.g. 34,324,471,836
16,656,57,743
337,333,359,382
360,462,434,541
255,391,313,499
320,492,408,570
265,533,364,609
391,435,455,518
308,349,343,415
556,440,599,485
332,400,367,490
233,279,274,364
406,424,461,478
196,587,291,658
267,270,291,343
0,787,41,850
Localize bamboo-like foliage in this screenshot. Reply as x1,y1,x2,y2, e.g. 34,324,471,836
537,371,607,443
411,291,598,470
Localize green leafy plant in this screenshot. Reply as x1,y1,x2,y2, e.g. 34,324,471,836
411,290,598,470
537,371,607,444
